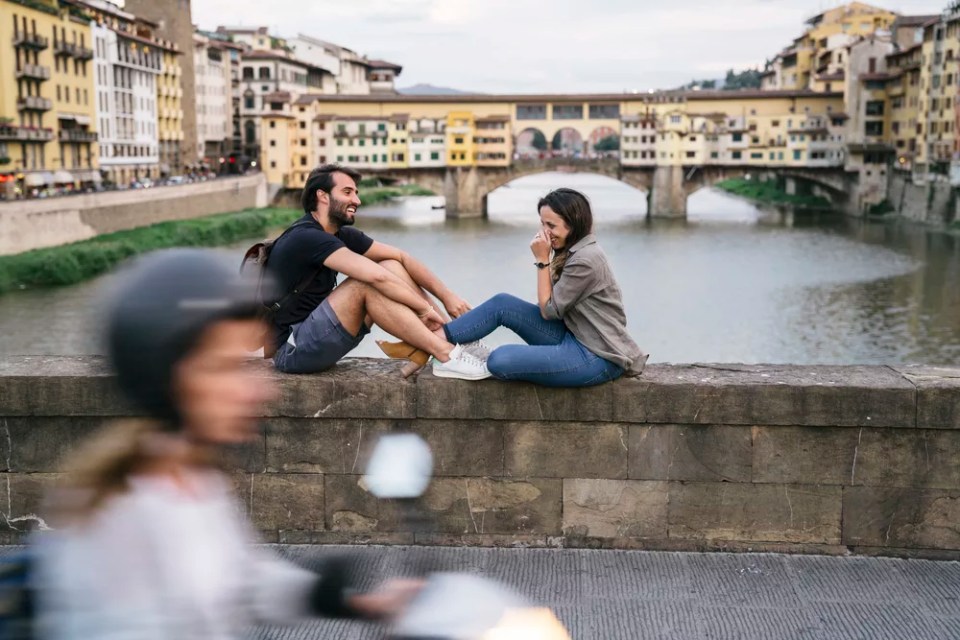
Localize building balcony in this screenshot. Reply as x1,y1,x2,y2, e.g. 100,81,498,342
59,129,98,142
0,125,55,142
13,32,49,50
16,64,51,81
54,41,91,58
17,96,53,112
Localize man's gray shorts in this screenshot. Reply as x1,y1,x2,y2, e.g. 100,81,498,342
273,298,369,373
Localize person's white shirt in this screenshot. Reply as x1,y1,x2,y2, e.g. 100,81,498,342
37,471,317,639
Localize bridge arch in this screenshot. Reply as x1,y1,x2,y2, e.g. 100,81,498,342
587,126,619,157
551,128,585,157
515,127,549,159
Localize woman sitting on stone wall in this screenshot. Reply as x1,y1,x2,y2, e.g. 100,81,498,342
379,188,648,387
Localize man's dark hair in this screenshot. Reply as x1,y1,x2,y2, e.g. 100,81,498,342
301,164,362,214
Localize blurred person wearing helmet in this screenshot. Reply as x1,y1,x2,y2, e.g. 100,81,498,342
33,249,418,639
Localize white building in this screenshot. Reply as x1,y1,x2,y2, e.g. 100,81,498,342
92,20,161,185
408,117,446,168
620,115,657,166
194,31,232,162
329,116,391,170
237,49,330,162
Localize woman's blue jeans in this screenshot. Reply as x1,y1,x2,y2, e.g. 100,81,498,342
443,293,623,387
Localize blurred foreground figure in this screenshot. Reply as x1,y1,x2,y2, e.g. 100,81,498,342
34,249,416,639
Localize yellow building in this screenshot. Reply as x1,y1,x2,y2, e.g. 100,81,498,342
388,114,409,169
885,44,921,170
0,0,98,197
916,14,960,176
764,2,898,92
474,114,511,167
260,112,296,187
157,46,184,175
445,111,475,166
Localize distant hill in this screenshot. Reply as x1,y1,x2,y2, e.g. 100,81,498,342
398,83,474,95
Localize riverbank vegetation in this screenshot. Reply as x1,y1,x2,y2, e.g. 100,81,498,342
715,178,831,209
0,184,435,294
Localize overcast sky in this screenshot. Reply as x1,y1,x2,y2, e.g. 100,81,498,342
186,0,949,93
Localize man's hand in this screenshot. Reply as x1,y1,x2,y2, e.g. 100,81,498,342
347,578,425,620
419,307,446,331
441,292,471,318
530,230,552,263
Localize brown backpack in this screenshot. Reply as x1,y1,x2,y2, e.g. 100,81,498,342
240,221,321,358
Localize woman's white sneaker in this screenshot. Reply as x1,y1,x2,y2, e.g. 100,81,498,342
432,345,492,380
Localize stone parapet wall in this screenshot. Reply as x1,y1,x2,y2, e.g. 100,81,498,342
0,175,268,256
1,357,958,558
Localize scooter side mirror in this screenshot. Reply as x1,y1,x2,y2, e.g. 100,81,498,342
363,433,434,499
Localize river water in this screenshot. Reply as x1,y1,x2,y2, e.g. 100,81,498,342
1,173,958,365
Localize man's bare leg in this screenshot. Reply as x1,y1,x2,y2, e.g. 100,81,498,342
327,279,454,362
378,259,449,321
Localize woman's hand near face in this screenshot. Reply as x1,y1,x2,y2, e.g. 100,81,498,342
530,230,552,263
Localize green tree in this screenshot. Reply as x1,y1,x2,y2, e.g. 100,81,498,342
594,135,620,152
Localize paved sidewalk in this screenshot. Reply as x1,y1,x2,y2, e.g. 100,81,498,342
251,545,960,640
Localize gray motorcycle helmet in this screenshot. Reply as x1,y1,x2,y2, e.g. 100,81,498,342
104,249,262,427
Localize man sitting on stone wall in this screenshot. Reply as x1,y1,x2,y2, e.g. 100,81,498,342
265,164,489,380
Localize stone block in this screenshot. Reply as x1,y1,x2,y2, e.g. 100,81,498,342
562,479,668,538
419,477,562,536
752,427,859,485
415,371,614,422
630,425,752,482
2,417,103,473
853,429,960,490
409,420,504,477
323,474,405,533
267,419,502,478
668,482,842,544
269,358,416,419
0,356,130,416
893,365,960,429
504,423,628,479
614,365,915,427
842,486,960,550
265,418,393,474
250,473,325,532
1,473,61,534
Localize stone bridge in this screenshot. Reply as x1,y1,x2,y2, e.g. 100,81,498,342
368,161,855,219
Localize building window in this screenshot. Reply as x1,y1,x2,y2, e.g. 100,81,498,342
670,115,681,124
269,160,276,168
243,67,254,79
865,121,884,136
732,151,742,160
732,133,742,142
430,152,439,160
865,101,885,116
516,104,547,120
552,104,583,119
258,67,270,79
415,153,421,161
269,121,276,129
793,150,802,160
589,104,619,119
269,140,276,147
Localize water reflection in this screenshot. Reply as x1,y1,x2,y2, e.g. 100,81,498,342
0,173,957,366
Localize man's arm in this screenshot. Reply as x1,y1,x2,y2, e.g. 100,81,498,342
324,247,443,326
364,241,470,317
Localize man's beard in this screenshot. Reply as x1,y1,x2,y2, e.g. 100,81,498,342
329,196,356,227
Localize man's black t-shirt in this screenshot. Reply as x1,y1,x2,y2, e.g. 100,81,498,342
266,214,374,346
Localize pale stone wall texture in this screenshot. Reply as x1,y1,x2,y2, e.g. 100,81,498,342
0,175,268,256
0,357,958,558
